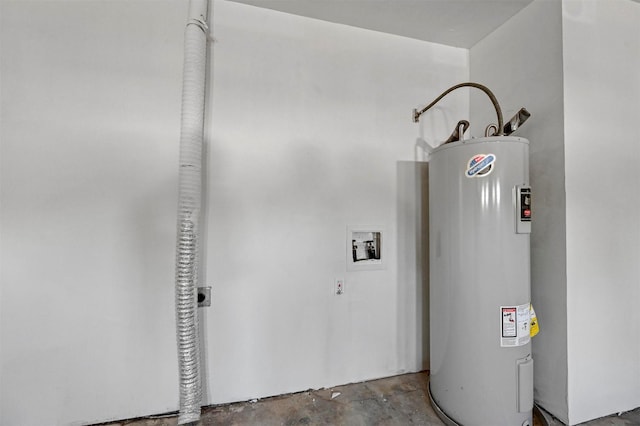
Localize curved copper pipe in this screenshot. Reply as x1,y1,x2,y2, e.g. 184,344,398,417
413,82,504,136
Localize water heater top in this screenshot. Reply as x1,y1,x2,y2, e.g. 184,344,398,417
432,135,529,154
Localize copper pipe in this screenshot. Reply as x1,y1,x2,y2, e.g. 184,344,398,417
413,82,504,136
444,120,470,144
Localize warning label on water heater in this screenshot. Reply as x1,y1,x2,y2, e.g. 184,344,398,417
500,303,530,347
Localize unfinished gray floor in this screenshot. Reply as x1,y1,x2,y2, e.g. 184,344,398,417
98,372,640,426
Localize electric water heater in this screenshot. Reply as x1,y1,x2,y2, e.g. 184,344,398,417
429,136,533,426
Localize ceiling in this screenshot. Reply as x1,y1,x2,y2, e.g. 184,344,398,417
228,0,534,48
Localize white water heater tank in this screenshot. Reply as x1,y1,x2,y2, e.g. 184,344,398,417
429,136,533,426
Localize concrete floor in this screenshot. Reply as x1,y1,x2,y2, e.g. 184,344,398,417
98,372,640,426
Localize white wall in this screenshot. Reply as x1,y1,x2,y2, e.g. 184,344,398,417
0,1,187,424
469,0,569,422
203,0,467,405
563,0,640,423
0,0,467,424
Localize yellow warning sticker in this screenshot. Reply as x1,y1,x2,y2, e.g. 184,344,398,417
530,304,539,337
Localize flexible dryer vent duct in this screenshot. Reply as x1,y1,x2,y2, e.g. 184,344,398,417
175,0,209,423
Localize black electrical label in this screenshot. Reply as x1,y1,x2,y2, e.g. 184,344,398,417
520,188,532,222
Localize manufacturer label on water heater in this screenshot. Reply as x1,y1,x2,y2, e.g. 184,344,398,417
500,303,531,347
465,153,496,178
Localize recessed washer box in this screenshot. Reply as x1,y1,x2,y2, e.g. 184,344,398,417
347,226,385,271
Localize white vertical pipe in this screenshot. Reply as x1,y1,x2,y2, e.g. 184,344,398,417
175,0,209,424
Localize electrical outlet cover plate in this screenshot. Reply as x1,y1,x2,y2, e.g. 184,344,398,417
198,286,211,307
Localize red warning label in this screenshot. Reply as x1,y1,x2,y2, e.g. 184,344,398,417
500,304,530,347
502,307,517,338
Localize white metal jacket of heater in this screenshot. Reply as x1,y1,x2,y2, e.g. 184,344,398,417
429,136,533,426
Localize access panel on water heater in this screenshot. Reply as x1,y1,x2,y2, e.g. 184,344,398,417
515,186,532,234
